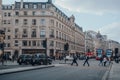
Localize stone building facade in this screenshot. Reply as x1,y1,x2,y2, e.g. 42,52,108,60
0,0,84,58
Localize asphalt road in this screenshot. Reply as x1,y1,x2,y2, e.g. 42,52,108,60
0,60,109,80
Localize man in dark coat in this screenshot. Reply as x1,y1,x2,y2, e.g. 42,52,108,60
83,55,90,66
71,55,78,66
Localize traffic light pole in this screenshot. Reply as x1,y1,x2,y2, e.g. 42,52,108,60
45,38,48,65
64,43,69,63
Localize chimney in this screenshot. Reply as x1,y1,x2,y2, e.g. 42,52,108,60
48,0,52,3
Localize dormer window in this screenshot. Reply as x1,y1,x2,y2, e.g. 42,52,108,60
33,4,37,9
25,4,29,9
42,4,46,9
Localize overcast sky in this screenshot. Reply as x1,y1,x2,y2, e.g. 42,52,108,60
2,0,120,43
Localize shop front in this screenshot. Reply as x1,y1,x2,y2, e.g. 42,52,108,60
22,49,46,54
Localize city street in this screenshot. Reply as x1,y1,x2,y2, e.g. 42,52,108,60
0,60,110,80
0,0,120,80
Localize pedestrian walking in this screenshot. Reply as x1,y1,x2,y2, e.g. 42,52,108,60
107,57,112,65
83,55,90,66
103,56,107,66
99,56,103,66
1,54,5,65
12,55,15,62
71,55,78,66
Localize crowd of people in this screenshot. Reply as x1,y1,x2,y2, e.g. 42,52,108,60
0,54,16,65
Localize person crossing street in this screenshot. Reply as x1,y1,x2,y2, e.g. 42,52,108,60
83,55,90,66
71,55,78,66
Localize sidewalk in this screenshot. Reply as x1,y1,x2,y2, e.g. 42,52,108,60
0,65,54,75
0,61,55,75
108,62,120,80
0,61,18,66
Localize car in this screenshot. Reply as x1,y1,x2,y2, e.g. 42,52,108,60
17,54,32,65
79,56,85,60
64,56,73,61
31,53,52,66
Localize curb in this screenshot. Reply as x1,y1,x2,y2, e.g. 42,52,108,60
59,62,71,64
102,63,112,80
0,65,55,75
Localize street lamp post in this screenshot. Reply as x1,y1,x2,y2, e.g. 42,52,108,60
85,31,87,54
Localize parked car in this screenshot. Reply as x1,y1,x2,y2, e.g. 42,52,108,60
31,53,52,66
64,56,73,61
17,54,32,65
79,55,85,60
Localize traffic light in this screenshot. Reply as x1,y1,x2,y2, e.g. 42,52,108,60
43,40,47,48
64,43,69,51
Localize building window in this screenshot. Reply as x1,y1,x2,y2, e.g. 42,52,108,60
15,28,18,34
32,19,36,25
7,6,11,9
32,11,36,16
23,19,28,25
22,40,27,46
40,19,45,26
29,41,31,46
25,4,29,9
8,20,10,24
40,29,46,38
8,36,11,39
3,20,7,24
50,41,54,47
8,43,10,47
31,29,36,37
56,31,58,38
24,11,28,16
15,40,18,46
23,29,27,34
8,13,11,17
4,12,7,17
41,11,45,15
59,23,61,29
8,28,10,32
49,29,54,38
50,19,54,26
15,35,18,38
59,32,61,39
56,21,58,27
15,3,20,9
37,41,40,46
42,4,46,9
15,19,19,25
15,11,19,16
33,4,37,9
22,29,28,37
32,41,36,46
